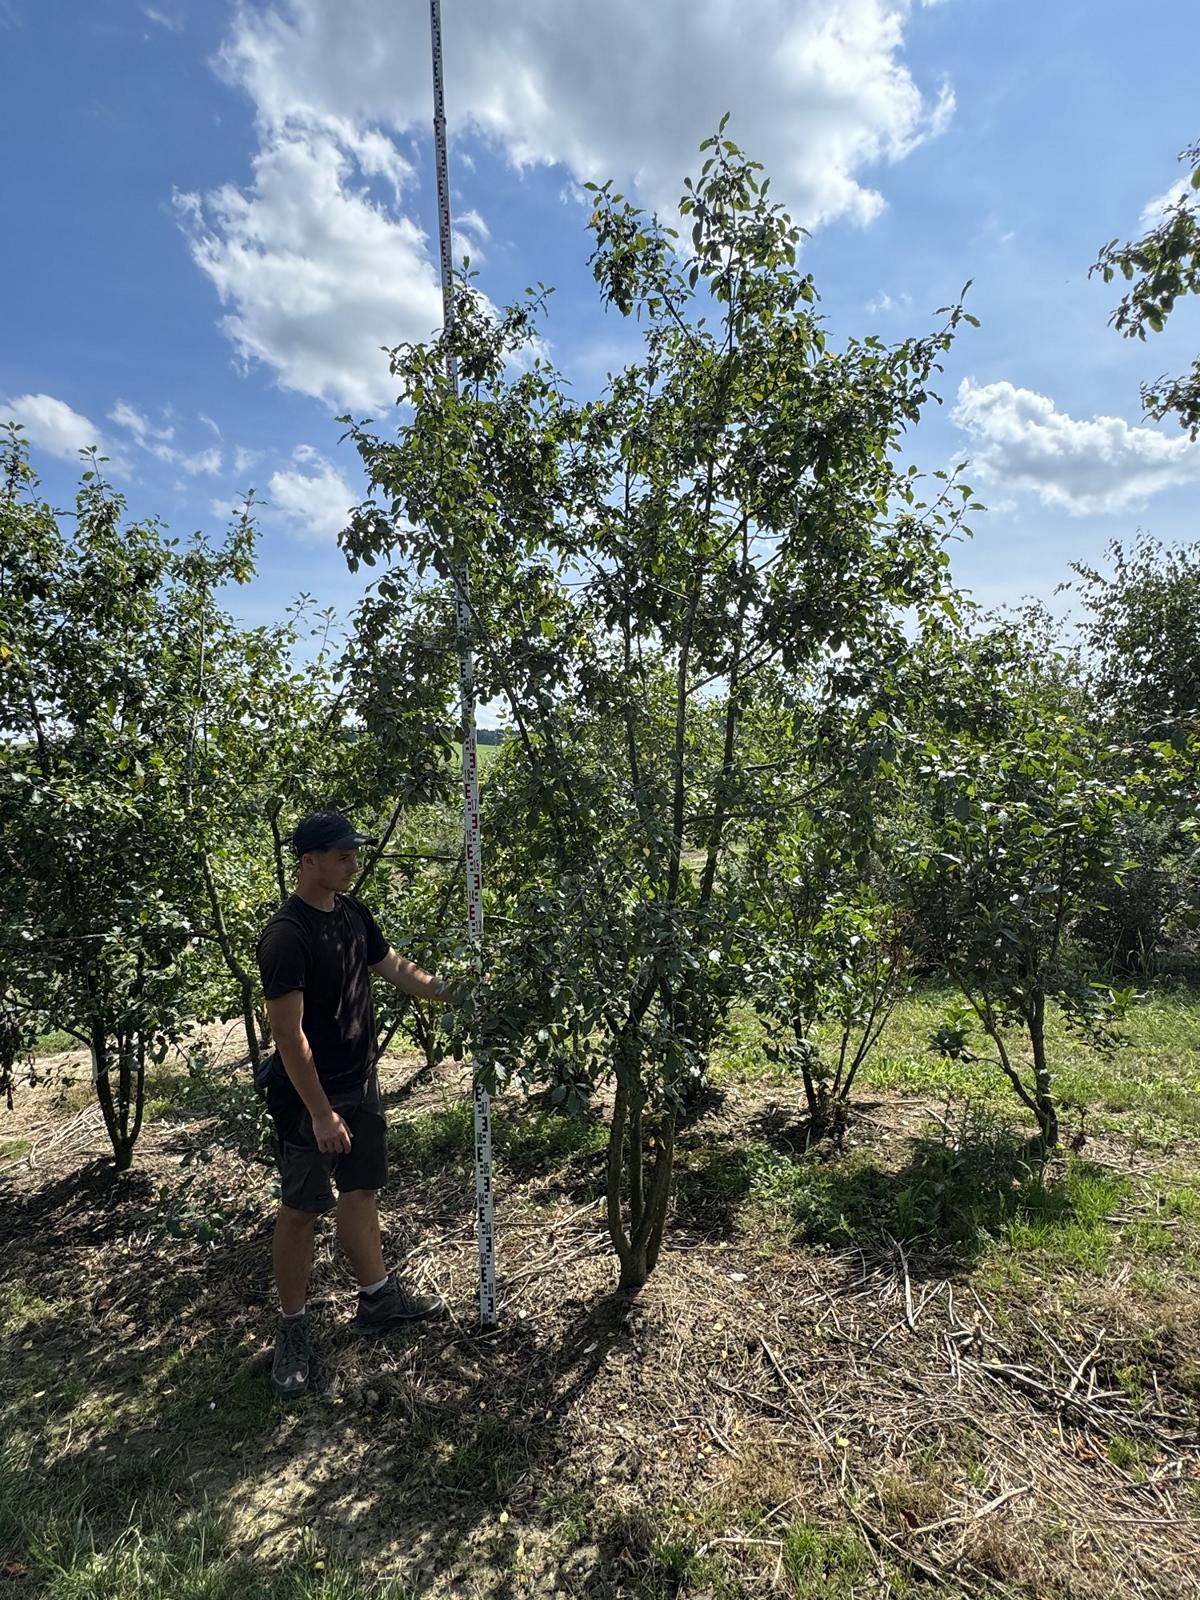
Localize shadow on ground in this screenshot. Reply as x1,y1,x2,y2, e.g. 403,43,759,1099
0,1093,708,1598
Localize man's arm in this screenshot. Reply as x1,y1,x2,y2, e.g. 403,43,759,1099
265,991,352,1154
370,947,450,1002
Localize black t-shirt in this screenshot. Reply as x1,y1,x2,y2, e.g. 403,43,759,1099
256,894,389,1096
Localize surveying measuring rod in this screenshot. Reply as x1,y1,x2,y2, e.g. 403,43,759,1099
429,0,498,1329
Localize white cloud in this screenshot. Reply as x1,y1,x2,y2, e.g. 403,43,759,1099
4,392,114,463
180,446,223,476
184,1,954,408
269,444,359,541
144,6,183,30
1139,176,1195,229
199,412,222,437
234,445,262,475
865,289,912,315
953,378,1200,515
221,0,954,231
452,207,491,266
176,119,443,411
109,399,175,443
110,399,218,472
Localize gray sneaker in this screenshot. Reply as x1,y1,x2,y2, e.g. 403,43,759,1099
353,1272,447,1334
271,1313,311,1400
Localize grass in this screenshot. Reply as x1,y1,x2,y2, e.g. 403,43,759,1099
781,1522,870,1596
866,984,1200,1146
0,1447,414,1600
33,1030,77,1057
388,1099,606,1180
677,1119,1143,1277
714,982,1200,1147
435,1414,526,1496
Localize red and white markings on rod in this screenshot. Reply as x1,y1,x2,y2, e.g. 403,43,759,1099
431,0,498,1331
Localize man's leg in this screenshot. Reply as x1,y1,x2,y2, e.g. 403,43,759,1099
335,1187,386,1287
336,1186,447,1330
334,1088,446,1328
273,1203,319,1313
271,1203,320,1400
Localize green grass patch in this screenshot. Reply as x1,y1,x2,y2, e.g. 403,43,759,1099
33,1030,77,1057
541,1485,595,1548
387,1102,474,1167
710,1008,781,1088
144,1349,280,1448
0,1446,415,1600
643,1501,737,1598
715,983,1200,1149
0,1285,75,1340
781,1522,869,1596
1107,1433,1154,1473
435,1415,526,1496
676,1108,1142,1277
389,1102,605,1179
494,1109,606,1176
0,1137,30,1161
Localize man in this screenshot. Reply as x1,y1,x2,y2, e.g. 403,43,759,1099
256,809,451,1401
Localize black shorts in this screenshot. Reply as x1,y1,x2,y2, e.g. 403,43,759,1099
266,1071,388,1214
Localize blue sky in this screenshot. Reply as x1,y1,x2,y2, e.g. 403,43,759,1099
2,0,1198,636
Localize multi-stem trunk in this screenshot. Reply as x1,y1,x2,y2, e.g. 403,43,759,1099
92,1023,145,1172
606,1045,677,1291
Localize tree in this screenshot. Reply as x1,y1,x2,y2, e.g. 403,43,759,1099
180,575,460,1066
1071,533,1200,737
1063,535,1200,971
340,129,978,1288
746,868,909,1145
1092,138,1200,436
738,687,911,1143
903,619,1142,1149
0,431,216,1167
0,421,463,1167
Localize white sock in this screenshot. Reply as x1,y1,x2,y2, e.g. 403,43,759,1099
360,1275,389,1296
281,1305,306,1320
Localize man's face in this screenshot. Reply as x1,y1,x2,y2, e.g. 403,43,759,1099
306,847,359,891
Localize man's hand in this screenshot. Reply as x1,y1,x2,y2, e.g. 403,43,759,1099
312,1110,352,1155
372,947,449,1002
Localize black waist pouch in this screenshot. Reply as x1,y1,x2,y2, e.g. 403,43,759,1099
253,1049,281,1099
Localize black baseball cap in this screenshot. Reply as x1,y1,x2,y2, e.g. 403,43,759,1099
291,811,378,856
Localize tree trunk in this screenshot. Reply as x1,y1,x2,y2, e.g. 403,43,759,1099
200,851,263,1063
268,806,289,905
606,1073,633,1276
610,1100,676,1292
642,1113,676,1277
92,1023,146,1171
239,977,259,1066
619,1145,675,1289
407,1003,440,1070
619,1238,650,1292
1028,993,1058,1150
